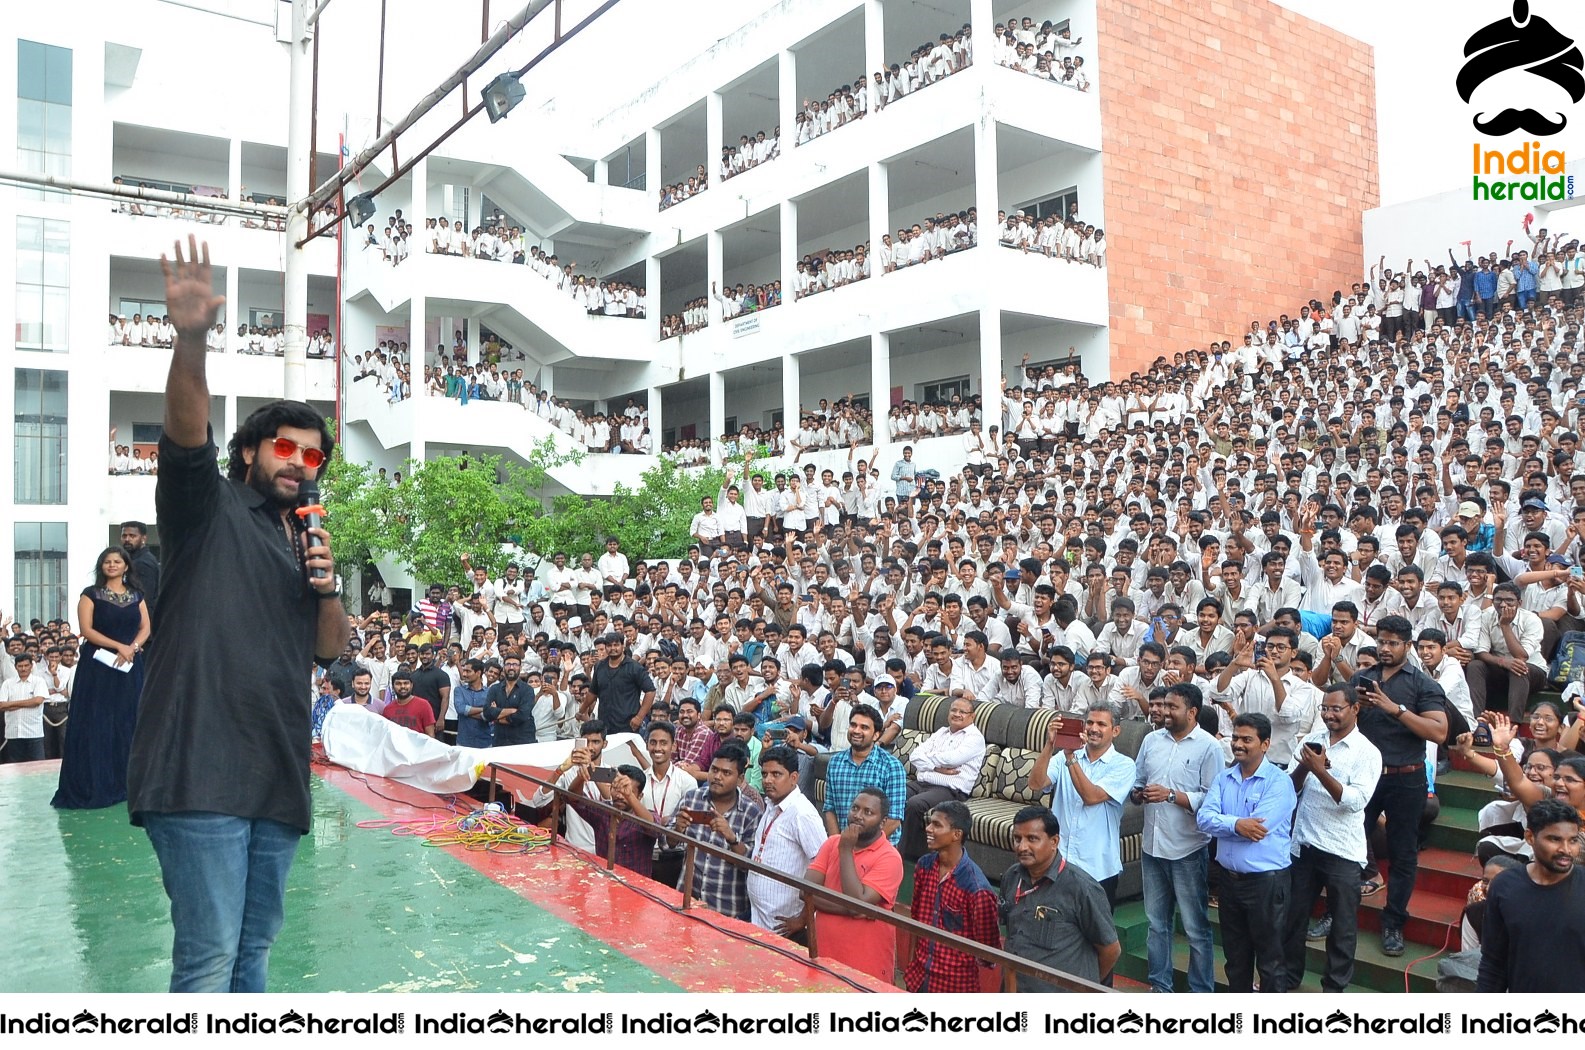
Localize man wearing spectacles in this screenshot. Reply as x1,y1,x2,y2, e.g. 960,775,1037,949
1283,682,1381,991
127,235,351,993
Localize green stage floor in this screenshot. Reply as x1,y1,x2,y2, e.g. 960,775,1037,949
0,762,870,994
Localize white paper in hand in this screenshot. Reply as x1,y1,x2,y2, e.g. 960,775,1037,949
92,647,133,673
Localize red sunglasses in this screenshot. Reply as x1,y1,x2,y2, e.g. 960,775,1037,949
271,436,326,469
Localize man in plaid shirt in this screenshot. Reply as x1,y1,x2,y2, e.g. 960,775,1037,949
674,742,764,919
821,704,907,844
906,800,1002,992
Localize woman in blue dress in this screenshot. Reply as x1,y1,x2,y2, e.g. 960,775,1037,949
51,546,149,809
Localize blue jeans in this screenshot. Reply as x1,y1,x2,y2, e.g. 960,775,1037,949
1458,299,1476,324
1142,848,1214,993
144,812,302,992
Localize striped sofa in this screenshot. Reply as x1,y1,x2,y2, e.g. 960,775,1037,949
815,694,1149,900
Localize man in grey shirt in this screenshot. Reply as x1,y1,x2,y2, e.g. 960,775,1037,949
1130,682,1223,993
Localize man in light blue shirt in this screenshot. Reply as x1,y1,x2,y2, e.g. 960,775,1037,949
1197,712,1296,993
451,657,494,749
1029,702,1137,907
1130,682,1223,994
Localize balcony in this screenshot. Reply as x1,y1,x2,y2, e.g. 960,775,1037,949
342,379,657,497
345,249,672,374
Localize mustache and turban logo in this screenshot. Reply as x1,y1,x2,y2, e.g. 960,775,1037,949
1458,0,1584,135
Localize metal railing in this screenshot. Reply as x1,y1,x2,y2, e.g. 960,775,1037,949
486,761,1112,993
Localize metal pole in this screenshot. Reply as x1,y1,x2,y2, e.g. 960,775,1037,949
284,0,312,401
305,0,554,213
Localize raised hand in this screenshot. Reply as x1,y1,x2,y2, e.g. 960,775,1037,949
159,234,226,336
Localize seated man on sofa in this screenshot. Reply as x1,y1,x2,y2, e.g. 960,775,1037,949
901,697,987,862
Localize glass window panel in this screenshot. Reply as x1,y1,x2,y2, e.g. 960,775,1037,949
40,286,69,351
39,369,67,416
16,218,43,283
42,101,70,153
13,521,70,625
16,99,43,151
17,41,45,100
16,286,43,347
43,45,71,106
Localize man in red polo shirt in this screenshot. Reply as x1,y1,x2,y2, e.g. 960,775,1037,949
804,786,904,983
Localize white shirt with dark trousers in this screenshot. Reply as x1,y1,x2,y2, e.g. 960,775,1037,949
745,787,828,932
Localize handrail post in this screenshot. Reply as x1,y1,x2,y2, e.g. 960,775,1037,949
679,842,697,910
605,815,619,870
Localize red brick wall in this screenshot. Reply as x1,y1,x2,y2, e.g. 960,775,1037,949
1095,0,1378,378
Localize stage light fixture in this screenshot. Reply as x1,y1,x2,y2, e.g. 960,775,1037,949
347,192,377,227
483,72,526,123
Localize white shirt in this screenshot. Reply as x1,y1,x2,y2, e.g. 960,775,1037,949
1215,668,1316,766
1,672,48,738
909,724,988,795
642,763,698,827
746,788,830,931
1290,726,1382,865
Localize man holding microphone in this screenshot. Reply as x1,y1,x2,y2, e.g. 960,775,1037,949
127,236,350,992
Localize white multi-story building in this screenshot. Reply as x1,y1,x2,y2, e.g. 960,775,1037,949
2,0,1378,619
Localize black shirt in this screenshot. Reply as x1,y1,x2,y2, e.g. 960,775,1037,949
1352,664,1447,767
128,430,325,833
408,666,452,721
482,680,537,747
130,546,162,614
591,656,656,737
1478,864,1585,991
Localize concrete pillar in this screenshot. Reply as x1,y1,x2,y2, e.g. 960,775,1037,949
227,137,243,203
410,287,427,463
708,229,725,324
223,395,239,445
223,266,240,351
646,127,663,200
868,162,889,271
969,0,995,48
646,250,662,342
594,158,609,186
781,200,799,300
647,385,664,450
541,364,555,397
978,307,1002,408
781,354,801,437
709,372,727,462
779,50,797,157
864,0,885,85
466,319,481,366
871,331,891,413
706,91,724,178
974,114,998,253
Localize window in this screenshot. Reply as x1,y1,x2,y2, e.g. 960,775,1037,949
1019,188,1080,224
13,522,68,628
17,41,72,198
119,299,166,320
16,217,70,352
15,368,67,503
920,375,971,404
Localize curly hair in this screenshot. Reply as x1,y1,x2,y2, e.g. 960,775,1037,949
226,400,334,482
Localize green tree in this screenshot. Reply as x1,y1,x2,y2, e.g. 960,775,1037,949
317,446,388,576
601,457,730,559
381,451,565,585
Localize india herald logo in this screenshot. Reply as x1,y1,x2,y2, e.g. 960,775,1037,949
1458,0,1585,135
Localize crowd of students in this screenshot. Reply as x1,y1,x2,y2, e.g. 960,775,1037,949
27,212,1585,992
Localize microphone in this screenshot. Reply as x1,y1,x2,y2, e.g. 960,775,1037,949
295,481,329,580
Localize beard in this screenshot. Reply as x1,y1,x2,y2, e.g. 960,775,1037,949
247,460,304,508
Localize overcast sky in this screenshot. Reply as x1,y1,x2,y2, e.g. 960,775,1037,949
225,0,1585,208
